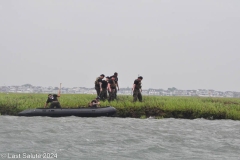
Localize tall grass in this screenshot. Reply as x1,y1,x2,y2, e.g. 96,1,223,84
0,93,240,120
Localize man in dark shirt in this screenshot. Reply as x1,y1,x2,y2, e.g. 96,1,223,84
44,92,61,108
100,76,109,101
108,76,116,102
132,76,143,102
113,72,119,99
95,74,105,96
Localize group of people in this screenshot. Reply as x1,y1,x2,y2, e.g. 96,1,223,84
44,72,143,108
94,72,119,102
94,72,143,104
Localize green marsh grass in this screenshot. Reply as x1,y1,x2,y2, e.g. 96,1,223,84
0,93,240,120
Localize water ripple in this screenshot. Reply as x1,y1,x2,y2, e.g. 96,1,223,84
0,116,240,160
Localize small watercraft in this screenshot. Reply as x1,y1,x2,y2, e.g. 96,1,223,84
18,106,116,117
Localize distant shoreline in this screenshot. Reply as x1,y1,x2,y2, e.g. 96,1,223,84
0,84,240,98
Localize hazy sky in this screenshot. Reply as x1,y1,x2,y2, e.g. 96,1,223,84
1,0,240,91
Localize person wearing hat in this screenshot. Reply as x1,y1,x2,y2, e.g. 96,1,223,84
94,74,105,96
100,76,109,101
88,96,101,108
113,72,119,99
132,76,143,102
108,76,117,101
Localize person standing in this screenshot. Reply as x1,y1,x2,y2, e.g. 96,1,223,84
108,76,116,102
132,76,143,102
94,74,105,96
113,72,119,99
100,76,109,101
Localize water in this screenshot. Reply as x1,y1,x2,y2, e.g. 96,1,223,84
0,116,240,160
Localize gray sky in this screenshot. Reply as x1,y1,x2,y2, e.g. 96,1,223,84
1,0,240,91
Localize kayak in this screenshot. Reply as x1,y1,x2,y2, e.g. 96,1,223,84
18,106,116,117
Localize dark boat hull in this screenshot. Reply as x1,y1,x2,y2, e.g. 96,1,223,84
18,106,116,117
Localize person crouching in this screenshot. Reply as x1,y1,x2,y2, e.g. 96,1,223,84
89,97,100,108
44,93,61,108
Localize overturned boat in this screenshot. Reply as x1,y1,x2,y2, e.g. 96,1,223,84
18,106,117,117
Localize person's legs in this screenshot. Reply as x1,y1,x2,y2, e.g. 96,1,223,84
138,92,142,102
55,102,61,108
108,89,115,102
100,90,104,100
103,89,107,101
49,102,61,108
49,102,55,108
115,89,117,100
133,90,139,102
95,87,100,96
100,88,106,101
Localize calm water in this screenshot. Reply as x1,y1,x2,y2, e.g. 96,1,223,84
0,116,240,160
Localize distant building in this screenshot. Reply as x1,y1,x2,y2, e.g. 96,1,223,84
0,84,238,98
